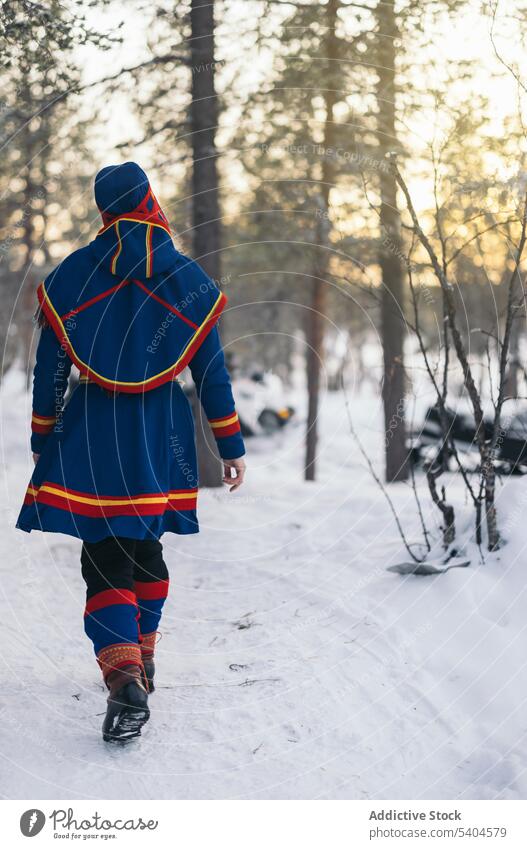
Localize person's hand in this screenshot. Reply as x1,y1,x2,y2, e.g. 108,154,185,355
33,453,40,465
223,456,246,492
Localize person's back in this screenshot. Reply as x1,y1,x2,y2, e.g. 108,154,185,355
16,162,246,742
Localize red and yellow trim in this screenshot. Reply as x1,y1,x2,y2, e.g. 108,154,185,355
97,215,171,238
98,185,171,236
37,280,227,394
97,642,143,681
145,224,153,278
209,411,241,438
110,221,122,274
23,481,198,518
140,631,158,658
31,411,57,435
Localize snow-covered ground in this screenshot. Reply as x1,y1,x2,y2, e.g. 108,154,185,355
1,371,526,800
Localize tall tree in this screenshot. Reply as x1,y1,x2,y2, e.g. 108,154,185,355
233,0,368,480
374,0,409,482
189,0,223,486
361,0,470,481
305,0,338,480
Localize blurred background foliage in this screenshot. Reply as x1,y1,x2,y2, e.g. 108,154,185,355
2,0,527,489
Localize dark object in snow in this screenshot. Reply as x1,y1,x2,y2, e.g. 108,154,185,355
102,669,150,743
228,372,295,437
387,557,470,576
410,404,527,475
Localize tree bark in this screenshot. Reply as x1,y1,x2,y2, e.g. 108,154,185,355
304,0,338,481
504,312,521,399
484,458,499,551
190,0,223,487
375,0,409,482
20,114,38,390
305,204,329,480
426,466,455,549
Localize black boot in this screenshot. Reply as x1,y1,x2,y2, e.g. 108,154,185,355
140,631,158,693
102,665,150,743
143,657,155,693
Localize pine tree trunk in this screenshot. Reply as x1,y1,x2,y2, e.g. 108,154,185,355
190,0,222,487
504,313,521,399
305,210,328,480
375,0,409,482
21,136,37,390
304,0,338,481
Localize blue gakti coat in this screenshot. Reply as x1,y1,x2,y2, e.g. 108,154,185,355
16,162,245,542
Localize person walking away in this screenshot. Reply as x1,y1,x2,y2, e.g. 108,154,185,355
17,162,246,742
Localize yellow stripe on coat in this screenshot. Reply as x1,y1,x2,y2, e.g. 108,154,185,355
110,221,122,274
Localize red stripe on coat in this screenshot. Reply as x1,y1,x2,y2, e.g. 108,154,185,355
24,482,198,518
131,278,199,329
28,490,197,518
61,279,131,322
28,481,197,501
212,421,242,438
31,421,56,434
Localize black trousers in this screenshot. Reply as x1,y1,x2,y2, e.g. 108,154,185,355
81,537,169,659
81,536,168,599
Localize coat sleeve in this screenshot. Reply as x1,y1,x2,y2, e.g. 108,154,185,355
30,325,72,453
188,325,245,460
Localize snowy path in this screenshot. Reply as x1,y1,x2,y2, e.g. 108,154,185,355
1,375,526,799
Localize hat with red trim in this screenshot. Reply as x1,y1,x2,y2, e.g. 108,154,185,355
36,163,227,394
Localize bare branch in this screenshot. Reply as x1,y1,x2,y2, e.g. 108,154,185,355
489,0,527,95
389,155,487,450
79,52,188,93
342,381,421,562
407,249,479,505
446,218,518,267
